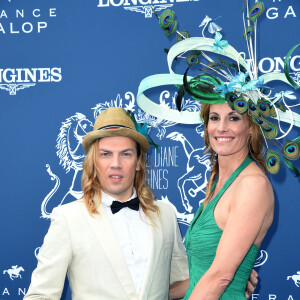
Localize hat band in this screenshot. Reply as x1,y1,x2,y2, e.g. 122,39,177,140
97,124,133,131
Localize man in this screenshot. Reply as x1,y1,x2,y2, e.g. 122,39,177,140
25,107,257,300
24,107,189,300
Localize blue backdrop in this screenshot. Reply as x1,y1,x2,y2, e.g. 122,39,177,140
0,0,299,299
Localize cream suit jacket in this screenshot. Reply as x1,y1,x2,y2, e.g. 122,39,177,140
24,199,189,300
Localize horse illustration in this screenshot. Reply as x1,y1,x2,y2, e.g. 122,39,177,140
167,131,211,213
3,266,24,280
287,271,300,287
41,113,93,218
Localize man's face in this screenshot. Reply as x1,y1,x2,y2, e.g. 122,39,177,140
96,136,141,202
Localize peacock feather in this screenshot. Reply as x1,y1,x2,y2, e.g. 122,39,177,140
265,150,280,174
274,101,286,112
264,100,276,117
248,100,259,117
186,52,199,66
176,31,189,42
282,139,300,160
233,97,248,114
248,1,265,22
257,100,270,117
262,120,278,139
243,25,253,40
225,92,238,109
159,9,177,37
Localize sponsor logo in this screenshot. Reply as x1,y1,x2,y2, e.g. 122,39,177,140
252,295,297,300
246,55,300,75
266,5,297,20
0,67,62,95
124,4,173,18
0,288,27,297
0,7,57,35
2,265,24,281
97,0,198,18
287,271,300,287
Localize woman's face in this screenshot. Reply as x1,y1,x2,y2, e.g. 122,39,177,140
207,103,252,157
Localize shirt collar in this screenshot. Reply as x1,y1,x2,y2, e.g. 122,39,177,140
101,188,137,208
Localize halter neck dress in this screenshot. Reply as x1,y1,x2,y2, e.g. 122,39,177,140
183,156,259,299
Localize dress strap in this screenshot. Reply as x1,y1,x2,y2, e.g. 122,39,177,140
212,155,253,204
189,156,252,229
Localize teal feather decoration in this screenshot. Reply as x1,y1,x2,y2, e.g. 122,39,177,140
126,111,159,151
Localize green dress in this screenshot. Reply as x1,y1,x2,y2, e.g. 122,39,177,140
184,156,259,299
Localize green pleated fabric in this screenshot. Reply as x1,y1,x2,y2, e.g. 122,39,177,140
184,156,259,299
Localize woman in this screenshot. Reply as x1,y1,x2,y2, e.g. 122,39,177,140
137,4,299,299
170,102,274,299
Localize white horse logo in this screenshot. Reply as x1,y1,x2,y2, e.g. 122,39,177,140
167,129,210,213
3,265,24,280
287,271,300,287
41,113,93,218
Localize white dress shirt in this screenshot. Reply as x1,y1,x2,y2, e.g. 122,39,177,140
101,189,150,295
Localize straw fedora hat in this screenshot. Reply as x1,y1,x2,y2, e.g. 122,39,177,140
82,107,149,153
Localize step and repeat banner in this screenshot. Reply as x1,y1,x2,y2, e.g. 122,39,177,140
1,0,299,299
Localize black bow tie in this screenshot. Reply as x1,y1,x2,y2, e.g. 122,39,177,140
110,197,140,214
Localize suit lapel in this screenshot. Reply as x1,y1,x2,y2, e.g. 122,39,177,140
82,202,138,300
139,210,163,299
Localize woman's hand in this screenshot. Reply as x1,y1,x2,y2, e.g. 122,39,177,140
245,269,258,298
169,279,189,300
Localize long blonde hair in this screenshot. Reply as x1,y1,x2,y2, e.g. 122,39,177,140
81,139,159,220
200,103,266,206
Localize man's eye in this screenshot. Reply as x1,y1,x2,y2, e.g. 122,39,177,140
122,152,131,156
100,152,110,156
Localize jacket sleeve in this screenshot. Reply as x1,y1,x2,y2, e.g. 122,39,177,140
24,207,72,300
169,208,189,285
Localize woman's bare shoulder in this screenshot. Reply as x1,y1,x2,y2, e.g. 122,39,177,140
234,162,274,205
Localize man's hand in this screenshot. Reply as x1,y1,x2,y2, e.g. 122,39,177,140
245,269,258,299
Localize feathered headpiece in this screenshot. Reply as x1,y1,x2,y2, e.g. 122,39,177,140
137,1,300,176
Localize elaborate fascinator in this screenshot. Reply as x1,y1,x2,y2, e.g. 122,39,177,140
137,1,300,176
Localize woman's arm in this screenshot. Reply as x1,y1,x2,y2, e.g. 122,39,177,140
189,175,273,300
